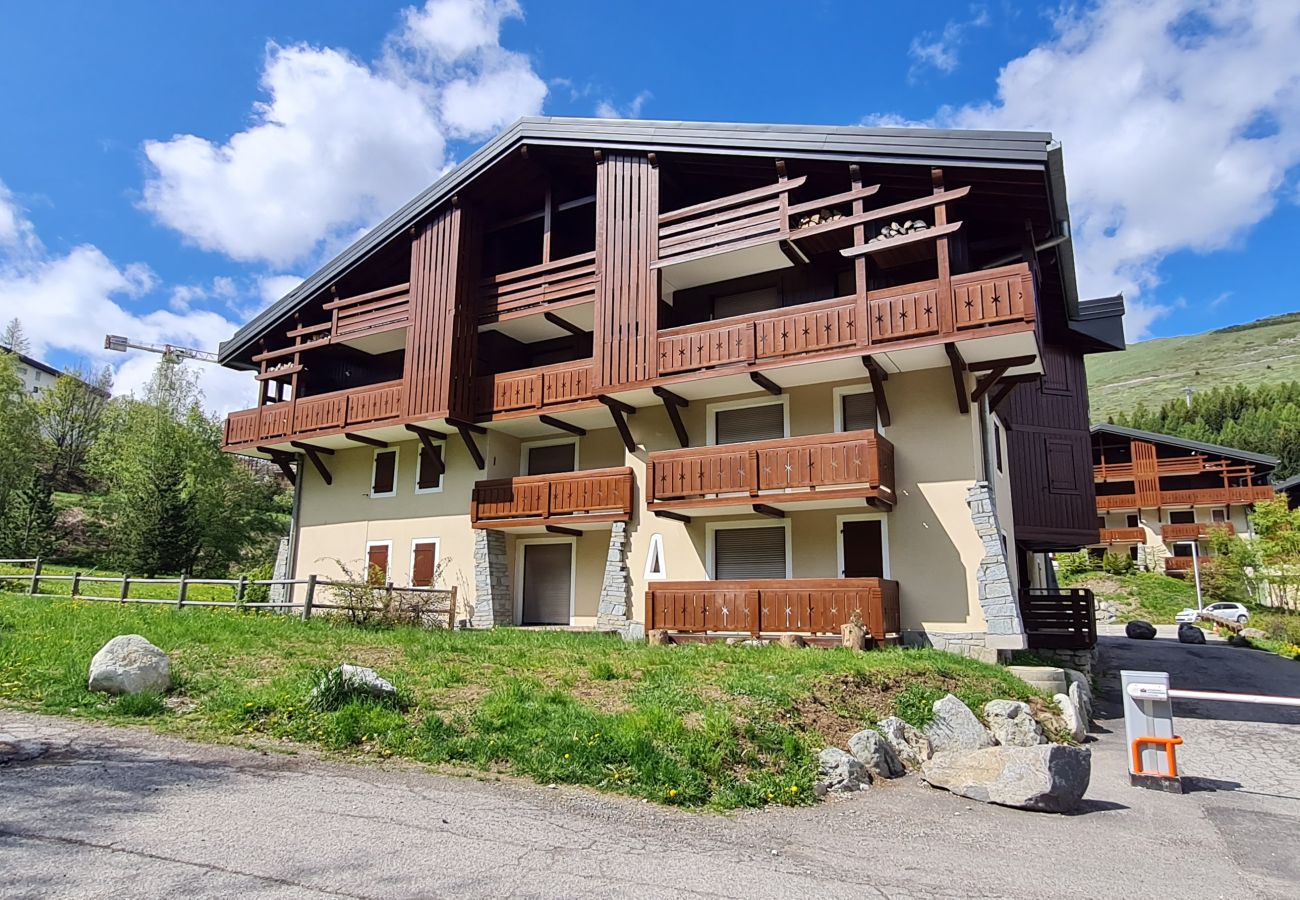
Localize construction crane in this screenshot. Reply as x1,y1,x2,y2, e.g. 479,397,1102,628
104,334,219,364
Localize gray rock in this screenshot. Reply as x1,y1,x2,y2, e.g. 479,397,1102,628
983,700,1045,747
1241,627,1267,640
1065,670,1093,725
816,747,870,794
1126,620,1156,640
847,729,906,779
1178,623,1207,644
876,716,932,768
922,744,1092,813
925,694,994,753
313,664,397,702
88,635,171,696
1053,692,1086,742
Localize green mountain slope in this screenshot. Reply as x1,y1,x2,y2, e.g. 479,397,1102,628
1087,312,1300,420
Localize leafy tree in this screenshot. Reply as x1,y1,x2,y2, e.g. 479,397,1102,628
38,364,113,490
1206,499,1300,610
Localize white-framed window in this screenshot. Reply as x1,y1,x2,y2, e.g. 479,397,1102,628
409,538,439,587
706,520,792,579
370,447,399,498
365,540,392,585
832,385,880,433
415,443,443,494
706,396,789,446
644,533,667,580
835,513,890,579
1211,508,1228,524
520,437,578,475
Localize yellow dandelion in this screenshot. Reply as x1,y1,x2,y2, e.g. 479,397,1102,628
668,789,678,798
564,753,571,759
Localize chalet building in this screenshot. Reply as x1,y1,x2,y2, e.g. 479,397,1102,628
216,118,1124,660
1275,473,1300,510
1090,424,1277,575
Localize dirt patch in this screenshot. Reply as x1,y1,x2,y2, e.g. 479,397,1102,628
568,679,633,715
786,674,900,745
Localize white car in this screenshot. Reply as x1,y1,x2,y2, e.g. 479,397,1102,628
1175,602,1250,624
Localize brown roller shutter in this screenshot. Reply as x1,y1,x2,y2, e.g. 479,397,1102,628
841,392,878,431
522,543,572,625
714,526,786,579
714,403,784,445
526,442,577,475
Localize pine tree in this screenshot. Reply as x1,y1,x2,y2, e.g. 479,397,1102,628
2,471,59,558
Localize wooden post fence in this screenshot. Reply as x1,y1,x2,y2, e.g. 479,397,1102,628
29,558,42,595
120,574,130,601
70,571,81,597
302,574,317,620
236,575,247,608
177,574,188,609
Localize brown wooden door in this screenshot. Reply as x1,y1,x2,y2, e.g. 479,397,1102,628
522,543,572,625
412,542,437,587
367,544,389,585
841,520,884,578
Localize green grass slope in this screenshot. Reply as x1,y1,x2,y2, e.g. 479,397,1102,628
1087,312,1300,420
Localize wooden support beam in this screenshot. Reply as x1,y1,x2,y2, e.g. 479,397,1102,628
861,356,891,427
259,448,296,486
944,343,970,415
446,416,487,435
652,386,688,407
749,371,782,396
290,441,335,456
865,496,891,512
988,380,1020,412
344,433,388,448
653,388,689,448
293,445,332,485
598,395,637,453
405,423,448,441
752,504,784,519
778,239,809,266
543,311,590,337
653,510,691,524
418,439,445,480
456,423,485,470
545,525,582,538
965,355,1037,372
539,414,586,437
970,365,1010,404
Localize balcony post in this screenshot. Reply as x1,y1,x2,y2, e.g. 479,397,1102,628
932,168,954,335
748,448,760,495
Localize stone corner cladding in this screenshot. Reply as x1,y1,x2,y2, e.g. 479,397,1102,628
966,481,1024,639
596,521,633,633
904,631,998,664
470,529,511,628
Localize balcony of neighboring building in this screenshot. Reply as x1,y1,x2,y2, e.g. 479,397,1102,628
1160,522,1235,541
1098,527,1146,543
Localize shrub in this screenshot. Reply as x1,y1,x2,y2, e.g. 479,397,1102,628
243,562,274,604
1102,551,1134,575
1056,550,1095,578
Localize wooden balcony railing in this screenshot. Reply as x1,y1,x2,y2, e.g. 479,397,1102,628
480,252,598,320
322,283,411,340
647,429,894,511
222,380,405,449
1093,455,1208,482
646,578,901,641
1164,556,1196,573
1096,486,1272,511
470,467,634,529
1161,522,1235,540
1018,588,1096,650
1099,527,1145,543
655,178,805,267
474,359,595,416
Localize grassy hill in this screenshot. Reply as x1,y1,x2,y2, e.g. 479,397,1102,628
1087,312,1300,420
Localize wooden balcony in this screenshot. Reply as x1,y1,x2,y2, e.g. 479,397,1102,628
1018,589,1096,650
1096,486,1273,510
1164,556,1197,574
470,467,634,530
474,359,595,416
1161,522,1235,540
479,252,598,322
1093,455,1207,482
222,380,405,450
646,578,901,641
323,283,411,341
647,429,894,514
1099,527,1145,543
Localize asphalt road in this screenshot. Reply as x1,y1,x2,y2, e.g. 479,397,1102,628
2,633,1298,899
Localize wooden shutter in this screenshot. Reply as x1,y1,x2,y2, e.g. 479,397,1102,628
526,442,577,475
366,544,389,585
841,392,877,431
372,450,397,495
714,526,786,579
417,445,442,490
714,403,784,445
412,542,436,587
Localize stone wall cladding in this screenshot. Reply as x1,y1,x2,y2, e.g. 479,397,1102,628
596,522,638,638
470,529,511,628
903,630,998,664
967,481,1025,640
1030,646,1097,677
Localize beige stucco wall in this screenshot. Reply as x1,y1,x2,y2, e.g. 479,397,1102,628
1097,504,1255,565
289,367,1002,634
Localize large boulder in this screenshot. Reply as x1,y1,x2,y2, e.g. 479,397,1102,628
1126,620,1157,640
925,694,994,753
1178,623,1207,645
983,700,1045,747
1063,669,1094,725
921,744,1092,813
1053,693,1087,742
88,635,171,696
816,747,869,794
847,729,906,779
1241,627,1267,640
876,716,932,769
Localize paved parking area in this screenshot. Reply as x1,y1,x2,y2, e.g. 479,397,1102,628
1,634,1297,899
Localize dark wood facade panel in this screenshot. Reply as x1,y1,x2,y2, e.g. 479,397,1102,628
594,153,659,389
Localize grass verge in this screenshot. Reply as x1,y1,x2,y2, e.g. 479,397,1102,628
0,594,1044,809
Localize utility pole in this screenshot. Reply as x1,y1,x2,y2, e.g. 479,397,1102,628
1183,386,1195,409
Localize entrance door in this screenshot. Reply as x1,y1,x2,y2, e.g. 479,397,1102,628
841,520,884,578
521,542,572,625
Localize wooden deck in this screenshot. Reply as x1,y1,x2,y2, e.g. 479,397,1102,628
646,578,900,641
224,380,405,449
474,359,595,416
470,466,634,530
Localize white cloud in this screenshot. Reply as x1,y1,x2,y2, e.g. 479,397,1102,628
909,6,990,78
595,90,652,120
882,0,1300,339
141,0,546,269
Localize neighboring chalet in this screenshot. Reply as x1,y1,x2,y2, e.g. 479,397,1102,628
1091,424,1277,575
1,346,104,398
1275,473,1300,510
216,117,1124,661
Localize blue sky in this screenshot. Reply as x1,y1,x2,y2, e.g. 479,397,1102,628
2,0,1298,412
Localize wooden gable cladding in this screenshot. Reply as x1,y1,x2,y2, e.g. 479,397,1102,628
403,205,478,420
594,153,659,389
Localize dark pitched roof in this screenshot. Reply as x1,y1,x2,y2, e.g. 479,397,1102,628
1273,473,1300,492
1067,294,1126,352
1,345,61,379
1090,423,1279,469
219,116,1077,366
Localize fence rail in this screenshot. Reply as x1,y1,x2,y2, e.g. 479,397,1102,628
1,558,457,627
